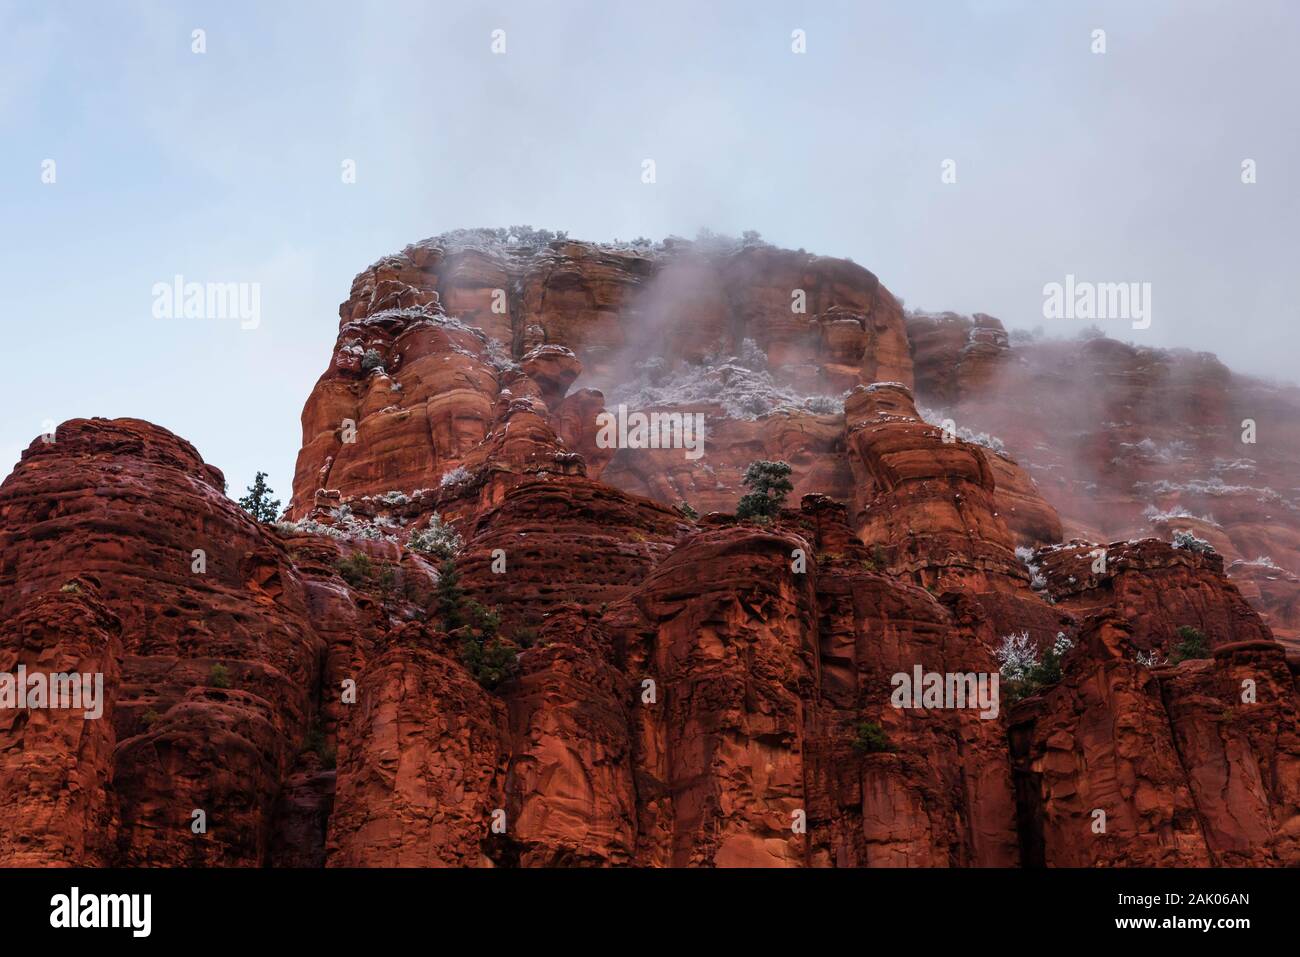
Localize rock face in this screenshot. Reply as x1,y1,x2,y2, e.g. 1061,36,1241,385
907,312,1300,642
1009,618,1300,867
2,229,1297,868
0,418,325,866
327,640,508,867
289,231,917,523
1036,539,1275,650
0,580,121,866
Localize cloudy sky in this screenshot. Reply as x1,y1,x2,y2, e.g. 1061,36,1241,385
2,0,1296,501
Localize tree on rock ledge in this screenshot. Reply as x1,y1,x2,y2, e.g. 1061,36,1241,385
238,471,281,524
736,460,793,522
436,560,518,689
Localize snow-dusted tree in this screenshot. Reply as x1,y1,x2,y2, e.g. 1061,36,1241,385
1136,649,1167,667
408,513,462,559
439,466,471,488
1171,529,1215,554
997,631,1073,703
995,631,1038,682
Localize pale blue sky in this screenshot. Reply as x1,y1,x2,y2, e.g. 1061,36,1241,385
2,0,1296,503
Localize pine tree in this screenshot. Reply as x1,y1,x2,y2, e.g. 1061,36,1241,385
736,460,793,521
435,559,466,632
238,471,281,523
434,559,517,689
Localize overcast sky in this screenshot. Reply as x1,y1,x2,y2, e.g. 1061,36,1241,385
2,0,1296,502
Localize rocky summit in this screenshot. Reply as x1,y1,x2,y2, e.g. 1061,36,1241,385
3,229,1298,867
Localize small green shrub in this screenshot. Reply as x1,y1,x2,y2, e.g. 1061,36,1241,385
337,551,373,587
861,547,887,572
851,720,893,754
677,501,698,521
435,560,517,689
1172,625,1210,662
303,720,337,770
208,663,233,689
375,562,398,604
459,635,519,690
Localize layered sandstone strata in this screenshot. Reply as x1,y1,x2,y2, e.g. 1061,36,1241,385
1,230,1297,868
289,231,916,523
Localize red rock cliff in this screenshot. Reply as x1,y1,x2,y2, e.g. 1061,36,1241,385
2,230,1296,867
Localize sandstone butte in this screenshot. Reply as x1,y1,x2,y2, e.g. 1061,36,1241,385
1,229,1298,867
